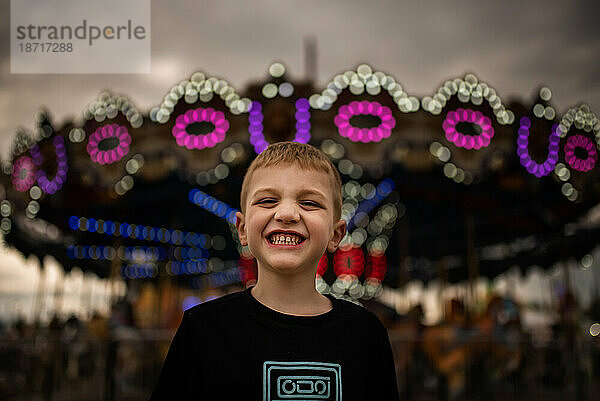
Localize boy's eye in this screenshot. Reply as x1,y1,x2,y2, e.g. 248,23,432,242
256,198,276,205
301,200,321,207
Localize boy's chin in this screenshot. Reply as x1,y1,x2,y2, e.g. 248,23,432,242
261,258,313,275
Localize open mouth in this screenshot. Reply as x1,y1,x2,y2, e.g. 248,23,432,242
266,232,306,246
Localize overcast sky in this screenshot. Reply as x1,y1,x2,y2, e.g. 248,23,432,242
1,0,599,157
1,0,599,321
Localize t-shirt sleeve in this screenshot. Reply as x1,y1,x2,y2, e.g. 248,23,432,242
370,317,400,401
149,310,202,401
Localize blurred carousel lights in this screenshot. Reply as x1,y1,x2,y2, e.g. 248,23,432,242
68,215,210,248
122,263,158,279
442,108,494,150
125,154,145,175
68,128,86,143
345,179,395,230
172,107,230,150
363,252,387,299
114,175,134,196
110,154,145,195
206,267,242,287
26,200,40,218
553,104,600,202
423,73,514,124
331,245,365,297
238,252,258,287
533,87,556,120
188,189,238,225
150,72,251,124
516,117,560,177
580,254,593,269
262,63,294,99
0,200,11,218
424,76,507,186
36,124,53,140
564,135,597,172
268,62,285,78
337,159,363,179
68,244,208,263
248,99,311,154
309,64,419,113
334,101,395,143
166,260,209,276
84,92,143,128
294,98,311,143
220,143,245,164
11,155,37,192
315,253,329,294
0,200,11,234
333,199,399,299
428,141,474,186
320,139,346,159
194,163,230,187
248,101,267,153
9,131,35,160
30,135,68,195
87,124,131,165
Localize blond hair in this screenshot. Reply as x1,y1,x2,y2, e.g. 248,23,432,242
240,142,342,221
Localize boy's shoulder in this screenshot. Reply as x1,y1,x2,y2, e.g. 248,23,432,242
333,296,387,327
184,290,246,319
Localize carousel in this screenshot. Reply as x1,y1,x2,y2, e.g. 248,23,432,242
2,62,599,325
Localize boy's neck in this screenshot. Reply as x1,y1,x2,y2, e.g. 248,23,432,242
250,272,332,316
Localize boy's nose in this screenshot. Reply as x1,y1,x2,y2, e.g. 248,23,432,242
274,203,300,223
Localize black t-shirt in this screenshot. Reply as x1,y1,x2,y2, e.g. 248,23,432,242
150,287,399,401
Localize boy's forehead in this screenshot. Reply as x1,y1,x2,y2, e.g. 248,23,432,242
249,164,332,189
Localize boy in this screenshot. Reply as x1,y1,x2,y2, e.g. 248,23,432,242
150,142,399,400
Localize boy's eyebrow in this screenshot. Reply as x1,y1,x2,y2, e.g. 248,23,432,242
296,189,327,200
250,187,328,200
250,187,279,198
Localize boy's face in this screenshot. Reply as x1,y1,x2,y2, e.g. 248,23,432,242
235,164,346,277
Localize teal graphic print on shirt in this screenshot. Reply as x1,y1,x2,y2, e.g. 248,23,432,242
263,361,342,401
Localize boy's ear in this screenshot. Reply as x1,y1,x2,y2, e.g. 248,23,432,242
235,211,248,246
327,219,346,253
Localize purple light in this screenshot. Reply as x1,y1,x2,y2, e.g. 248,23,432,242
248,101,268,154
172,107,229,150
248,99,312,154
442,108,494,150
11,156,36,192
294,98,311,144
30,135,68,195
516,117,560,177
333,101,395,143
87,124,131,165
564,134,597,172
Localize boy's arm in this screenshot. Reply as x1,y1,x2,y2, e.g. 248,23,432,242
149,310,202,401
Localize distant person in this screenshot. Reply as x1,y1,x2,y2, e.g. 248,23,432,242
150,142,399,400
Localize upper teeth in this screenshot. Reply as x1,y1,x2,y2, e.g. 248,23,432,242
270,233,302,245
